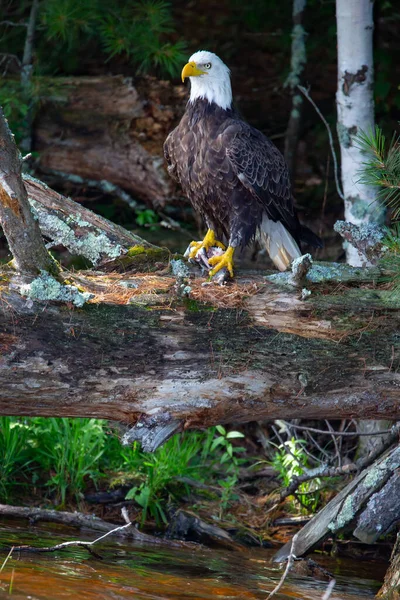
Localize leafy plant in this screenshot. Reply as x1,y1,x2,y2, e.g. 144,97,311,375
210,425,245,472
1,0,186,78
124,432,214,526
210,425,245,518
135,208,159,229
356,126,400,299
380,223,400,300
272,437,320,512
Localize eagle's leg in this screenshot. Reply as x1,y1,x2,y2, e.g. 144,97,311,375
208,246,235,278
188,229,225,259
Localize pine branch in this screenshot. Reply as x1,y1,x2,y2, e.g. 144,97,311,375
356,126,400,219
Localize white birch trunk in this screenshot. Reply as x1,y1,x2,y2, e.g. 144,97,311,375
336,0,382,266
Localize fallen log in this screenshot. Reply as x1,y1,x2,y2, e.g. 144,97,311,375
274,442,400,562
378,533,400,599
0,504,193,549
1,253,399,450
33,75,186,207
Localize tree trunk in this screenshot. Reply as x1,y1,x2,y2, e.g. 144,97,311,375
0,107,56,276
33,75,186,208
336,0,391,454
20,0,39,157
284,0,307,180
336,0,382,266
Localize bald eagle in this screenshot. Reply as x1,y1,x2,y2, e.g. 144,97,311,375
164,50,322,277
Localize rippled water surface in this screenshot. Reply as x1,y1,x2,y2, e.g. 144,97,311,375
0,520,386,599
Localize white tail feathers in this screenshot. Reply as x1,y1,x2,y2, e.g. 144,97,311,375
258,216,301,271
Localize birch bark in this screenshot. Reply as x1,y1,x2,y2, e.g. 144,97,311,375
336,0,382,266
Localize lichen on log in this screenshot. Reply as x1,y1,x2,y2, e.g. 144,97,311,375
24,175,160,267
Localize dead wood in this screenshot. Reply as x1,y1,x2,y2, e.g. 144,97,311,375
0,504,194,550
1,256,399,447
280,422,400,499
377,532,400,599
33,75,186,207
24,175,161,266
0,107,55,276
273,443,400,562
0,172,399,446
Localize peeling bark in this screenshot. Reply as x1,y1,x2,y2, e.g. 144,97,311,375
33,75,186,207
0,107,56,276
336,0,382,266
0,263,399,430
274,443,400,562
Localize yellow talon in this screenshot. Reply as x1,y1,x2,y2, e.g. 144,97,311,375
208,246,235,278
188,229,225,259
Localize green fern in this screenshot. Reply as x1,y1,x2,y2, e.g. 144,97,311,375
357,126,400,219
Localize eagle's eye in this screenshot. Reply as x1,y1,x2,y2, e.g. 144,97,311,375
204,63,212,69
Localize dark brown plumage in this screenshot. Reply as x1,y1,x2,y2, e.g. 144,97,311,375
164,52,322,274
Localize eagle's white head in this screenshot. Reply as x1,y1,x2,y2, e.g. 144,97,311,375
181,50,232,111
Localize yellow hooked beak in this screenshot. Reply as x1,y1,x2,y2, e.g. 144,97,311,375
181,61,207,82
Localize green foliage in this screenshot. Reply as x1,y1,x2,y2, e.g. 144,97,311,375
0,82,32,147
356,125,400,298
1,0,186,77
0,418,31,501
135,208,159,229
272,438,320,512
210,425,245,518
123,431,217,526
380,223,400,300
356,126,400,219
30,418,106,506
211,425,245,472
98,1,186,76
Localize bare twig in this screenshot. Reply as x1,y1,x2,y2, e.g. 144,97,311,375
0,53,21,76
281,422,400,499
10,519,133,556
0,21,28,27
325,420,341,468
280,421,393,437
322,578,336,600
267,532,298,598
0,547,14,572
297,85,344,200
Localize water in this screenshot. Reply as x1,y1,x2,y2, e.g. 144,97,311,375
0,520,386,599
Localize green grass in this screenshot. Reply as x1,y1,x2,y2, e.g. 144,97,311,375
0,418,246,521
0,417,32,502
